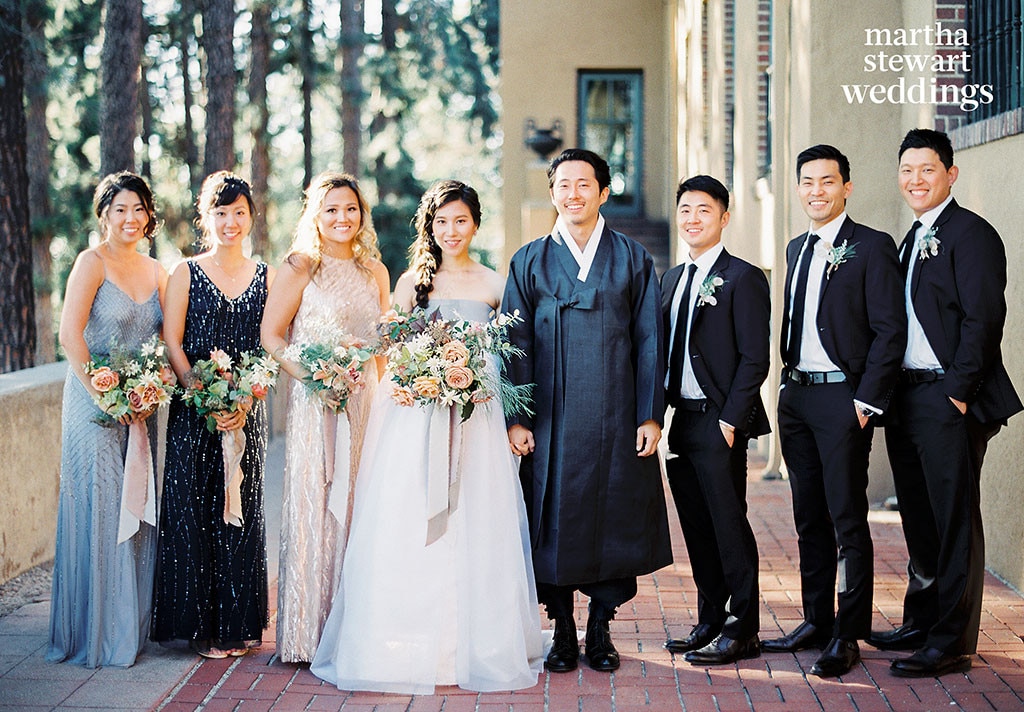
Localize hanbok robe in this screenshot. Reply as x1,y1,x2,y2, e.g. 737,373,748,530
503,225,673,586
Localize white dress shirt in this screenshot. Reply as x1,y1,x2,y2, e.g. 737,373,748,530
901,195,952,370
789,213,844,373
555,215,605,282
665,242,725,400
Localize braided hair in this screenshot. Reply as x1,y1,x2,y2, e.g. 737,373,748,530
409,180,481,309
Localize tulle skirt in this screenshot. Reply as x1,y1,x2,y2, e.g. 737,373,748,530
311,383,544,693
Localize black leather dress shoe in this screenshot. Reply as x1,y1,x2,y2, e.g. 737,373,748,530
809,638,860,677
545,616,579,673
666,623,718,653
684,634,761,665
866,624,927,651
890,647,972,678
584,615,620,672
761,621,831,652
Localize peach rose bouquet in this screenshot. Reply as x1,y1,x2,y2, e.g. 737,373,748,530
379,307,533,421
182,349,280,433
84,335,177,424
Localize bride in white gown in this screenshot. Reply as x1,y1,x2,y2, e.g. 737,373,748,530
311,180,544,694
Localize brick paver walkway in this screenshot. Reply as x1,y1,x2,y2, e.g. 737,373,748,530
153,481,1024,712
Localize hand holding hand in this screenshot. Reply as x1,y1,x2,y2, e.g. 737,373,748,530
508,424,535,456
636,420,661,457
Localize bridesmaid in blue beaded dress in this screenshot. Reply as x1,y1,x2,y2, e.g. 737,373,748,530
48,172,168,668
311,181,543,693
261,172,390,663
151,172,276,659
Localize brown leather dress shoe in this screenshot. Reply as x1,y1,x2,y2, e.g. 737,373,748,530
544,616,579,673
665,623,718,653
809,638,860,677
761,621,831,652
890,647,972,678
866,623,927,651
684,634,761,665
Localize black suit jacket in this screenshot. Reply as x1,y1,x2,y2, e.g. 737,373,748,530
662,248,771,437
781,216,907,411
900,199,1022,424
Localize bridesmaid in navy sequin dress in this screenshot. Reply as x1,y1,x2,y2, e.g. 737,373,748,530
152,172,276,659
48,173,167,668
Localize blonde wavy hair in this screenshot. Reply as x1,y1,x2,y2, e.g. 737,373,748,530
287,172,380,276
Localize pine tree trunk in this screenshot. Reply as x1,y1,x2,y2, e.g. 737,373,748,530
178,0,200,200
340,0,364,176
99,0,142,175
201,0,236,174
248,0,271,259
0,4,36,373
300,0,313,187
24,0,55,364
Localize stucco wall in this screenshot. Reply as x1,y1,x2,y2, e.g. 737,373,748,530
0,363,65,585
951,134,1024,592
500,0,673,263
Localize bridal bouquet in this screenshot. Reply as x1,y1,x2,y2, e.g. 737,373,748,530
182,348,279,527
84,335,177,542
282,334,374,413
182,348,280,433
85,334,177,423
379,307,533,422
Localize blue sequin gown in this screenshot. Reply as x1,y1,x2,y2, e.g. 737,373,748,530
47,281,162,668
151,261,270,648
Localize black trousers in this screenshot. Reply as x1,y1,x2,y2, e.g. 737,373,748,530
666,406,759,639
778,380,874,640
885,380,1000,655
537,578,637,621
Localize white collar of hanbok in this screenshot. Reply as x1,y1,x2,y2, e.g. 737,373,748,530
554,214,605,282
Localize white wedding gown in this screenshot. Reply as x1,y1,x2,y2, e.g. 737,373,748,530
311,299,544,694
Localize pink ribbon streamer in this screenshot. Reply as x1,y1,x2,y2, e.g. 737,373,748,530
117,420,156,544
222,428,247,527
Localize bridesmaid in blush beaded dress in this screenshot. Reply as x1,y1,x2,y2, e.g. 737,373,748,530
261,172,390,663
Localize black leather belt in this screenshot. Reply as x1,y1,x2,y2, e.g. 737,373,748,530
676,398,708,412
901,368,945,383
784,368,847,385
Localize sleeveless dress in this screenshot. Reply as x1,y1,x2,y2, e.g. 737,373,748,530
47,281,162,668
151,261,270,648
276,255,381,663
311,298,544,693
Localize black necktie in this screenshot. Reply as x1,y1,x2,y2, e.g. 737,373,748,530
668,263,698,399
785,234,820,366
901,220,921,278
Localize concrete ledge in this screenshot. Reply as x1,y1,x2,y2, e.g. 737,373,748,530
0,362,66,585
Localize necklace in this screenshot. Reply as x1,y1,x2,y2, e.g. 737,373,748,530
212,259,246,283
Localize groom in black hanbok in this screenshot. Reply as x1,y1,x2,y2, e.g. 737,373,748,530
504,148,672,673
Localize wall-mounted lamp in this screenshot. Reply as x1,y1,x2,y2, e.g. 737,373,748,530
524,118,564,159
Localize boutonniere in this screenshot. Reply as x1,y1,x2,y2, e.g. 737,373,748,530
825,239,857,278
917,226,941,260
696,273,726,307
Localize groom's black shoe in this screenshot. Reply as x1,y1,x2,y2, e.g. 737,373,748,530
545,616,579,673
584,614,620,672
866,624,927,651
666,623,718,653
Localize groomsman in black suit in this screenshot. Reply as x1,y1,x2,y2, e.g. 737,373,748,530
762,145,906,677
661,176,771,665
868,129,1022,677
